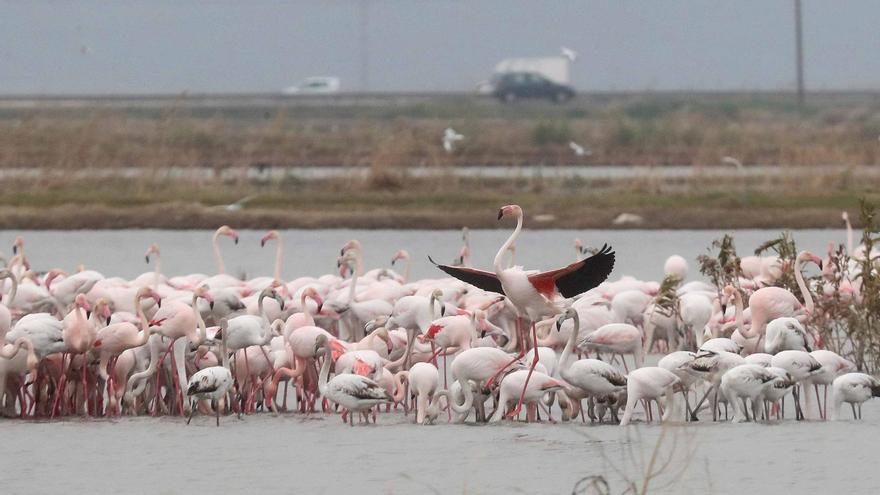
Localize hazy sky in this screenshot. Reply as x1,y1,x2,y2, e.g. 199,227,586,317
2,1,879,94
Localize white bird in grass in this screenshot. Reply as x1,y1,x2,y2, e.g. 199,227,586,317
216,195,258,212
442,128,464,153
569,141,591,157
721,156,744,172
186,318,234,427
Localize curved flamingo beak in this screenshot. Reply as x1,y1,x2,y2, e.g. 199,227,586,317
497,208,504,220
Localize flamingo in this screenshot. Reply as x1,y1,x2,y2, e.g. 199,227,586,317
770,350,822,420
399,362,441,424
314,333,392,425
554,308,627,421
92,287,164,409
763,317,812,355
719,364,777,423
202,225,243,290
489,369,563,422
186,318,234,426
619,367,680,426
804,350,855,420
431,204,614,418
0,269,19,342
579,323,644,370
658,350,698,421
829,373,880,420
448,347,524,422
735,250,822,342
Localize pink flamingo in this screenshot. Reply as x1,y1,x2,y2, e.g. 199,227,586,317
431,204,614,417
735,250,822,343
619,367,680,426
314,334,392,425
579,323,644,370
92,287,163,413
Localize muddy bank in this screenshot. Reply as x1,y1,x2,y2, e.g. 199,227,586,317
0,203,860,230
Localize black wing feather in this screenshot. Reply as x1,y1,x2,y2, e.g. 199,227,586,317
428,256,505,295
554,244,615,298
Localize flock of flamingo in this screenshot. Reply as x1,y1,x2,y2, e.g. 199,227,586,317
0,206,877,427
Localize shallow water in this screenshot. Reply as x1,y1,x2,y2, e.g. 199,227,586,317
0,401,876,495
0,228,847,282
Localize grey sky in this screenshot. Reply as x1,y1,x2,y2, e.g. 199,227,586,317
1,1,879,94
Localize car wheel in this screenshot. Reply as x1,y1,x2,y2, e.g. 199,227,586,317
503,92,517,103
553,91,570,103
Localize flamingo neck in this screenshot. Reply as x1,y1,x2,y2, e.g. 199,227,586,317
347,266,359,303
733,289,748,338
558,313,580,379
494,212,523,274
794,255,815,314
152,254,162,291
136,295,151,346
392,371,408,403
300,293,315,325
273,238,283,284
845,217,853,255
1,272,17,306
317,347,331,396
257,293,272,342
212,231,226,274
190,295,206,345
403,256,411,283
220,329,229,369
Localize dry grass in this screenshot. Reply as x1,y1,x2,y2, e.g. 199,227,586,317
2,92,880,228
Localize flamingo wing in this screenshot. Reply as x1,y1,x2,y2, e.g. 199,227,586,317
527,244,615,298
336,375,392,401
428,256,505,295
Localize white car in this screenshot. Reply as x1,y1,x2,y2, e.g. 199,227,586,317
282,77,341,95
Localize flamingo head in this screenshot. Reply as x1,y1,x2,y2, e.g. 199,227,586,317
391,250,409,266
363,315,387,334
74,294,92,312
43,269,68,291
144,243,160,264
94,298,112,320
260,287,285,311
842,211,849,222
303,287,324,314
339,239,360,256
799,250,823,269
556,307,577,331
574,238,583,251
217,225,239,245
192,286,213,309
12,236,23,255
135,286,160,306
260,230,279,247
497,204,522,220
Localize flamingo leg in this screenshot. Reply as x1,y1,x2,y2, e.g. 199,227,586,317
507,320,538,419
186,399,196,425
